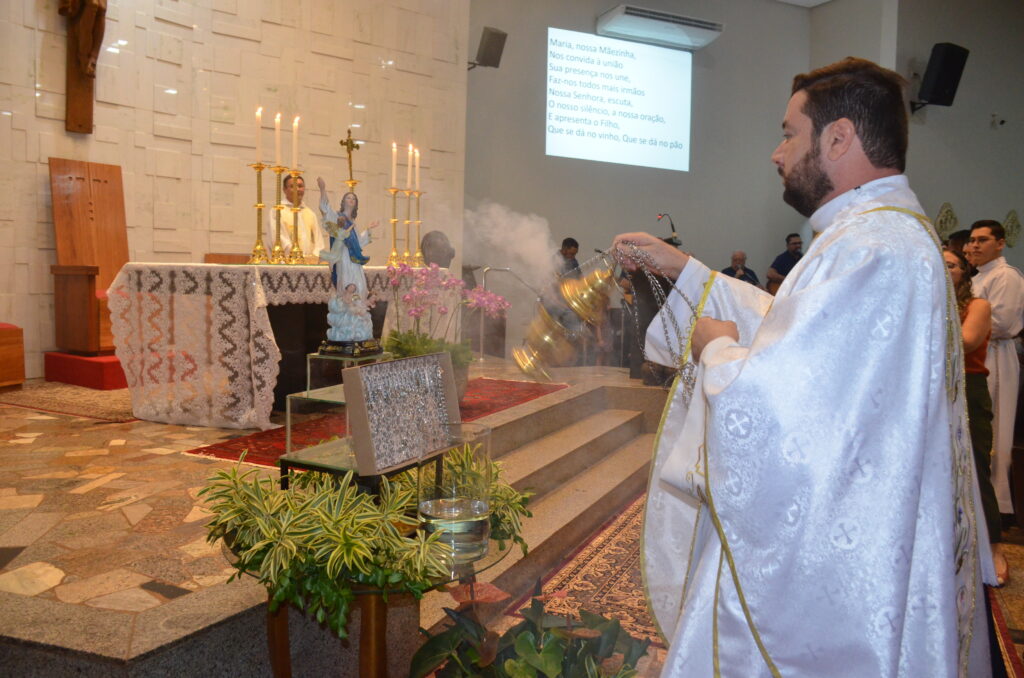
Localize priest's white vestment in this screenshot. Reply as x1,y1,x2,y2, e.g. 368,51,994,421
642,176,993,677
971,256,1024,514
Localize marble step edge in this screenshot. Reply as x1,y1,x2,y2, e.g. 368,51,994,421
475,383,608,458
500,408,646,500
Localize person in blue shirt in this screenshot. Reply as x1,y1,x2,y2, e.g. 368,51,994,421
765,232,803,294
720,250,761,288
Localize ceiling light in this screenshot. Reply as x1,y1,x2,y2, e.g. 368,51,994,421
164,88,178,94
117,39,128,46
106,46,120,54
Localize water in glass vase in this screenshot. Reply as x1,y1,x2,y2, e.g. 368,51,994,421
419,498,490,563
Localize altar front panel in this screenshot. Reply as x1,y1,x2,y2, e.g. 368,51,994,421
107,263,446,430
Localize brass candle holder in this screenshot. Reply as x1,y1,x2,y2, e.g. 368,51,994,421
286,169,305,264
411,190,425,267
269,165,288,264
386,187,401,266
248,162,269,264
402,189,412,265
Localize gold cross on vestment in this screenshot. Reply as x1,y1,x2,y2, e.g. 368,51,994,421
340,129,360,182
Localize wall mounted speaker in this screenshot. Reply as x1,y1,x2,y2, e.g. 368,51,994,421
475,27,507,69
918,43,969,106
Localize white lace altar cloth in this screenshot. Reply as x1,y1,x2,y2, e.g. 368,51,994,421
107,263,422,430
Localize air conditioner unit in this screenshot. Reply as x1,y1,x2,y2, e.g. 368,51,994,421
596,5,723,51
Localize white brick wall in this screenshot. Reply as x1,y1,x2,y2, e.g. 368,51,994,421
0,0,469,378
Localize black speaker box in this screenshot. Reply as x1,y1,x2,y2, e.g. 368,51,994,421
476,27,507,68
918,43,969,106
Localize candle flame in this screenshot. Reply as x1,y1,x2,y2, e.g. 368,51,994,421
414,148,420,158
293,115,300,128
392,141,397,150
256,106,262,116
275,112,281,123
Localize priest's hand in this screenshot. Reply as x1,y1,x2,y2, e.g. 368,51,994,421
692,317,739,362
612,232,689,281
317,176,326,193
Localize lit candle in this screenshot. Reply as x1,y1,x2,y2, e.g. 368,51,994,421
255,107,263,162
414,148,420,191
406,143,413,190
391,142,397,188
292,116,300,169
274,113,282,167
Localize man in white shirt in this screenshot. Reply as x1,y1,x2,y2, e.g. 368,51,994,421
966,220,1024,523
616,57,993,678
266,175,326,262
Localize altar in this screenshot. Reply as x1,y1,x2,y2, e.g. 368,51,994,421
108,262,411,430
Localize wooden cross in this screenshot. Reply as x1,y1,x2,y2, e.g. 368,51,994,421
59,0,107,134
339,129,360,182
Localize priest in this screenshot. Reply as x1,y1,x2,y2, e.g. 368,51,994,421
618,58,993,677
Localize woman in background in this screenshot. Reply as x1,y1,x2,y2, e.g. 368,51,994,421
945,247,1008,585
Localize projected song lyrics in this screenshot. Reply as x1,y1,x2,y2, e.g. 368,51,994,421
545,27,692,172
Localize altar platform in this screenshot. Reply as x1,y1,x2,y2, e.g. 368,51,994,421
0,361,669,676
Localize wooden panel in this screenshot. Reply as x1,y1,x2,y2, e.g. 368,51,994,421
204,253,250,265
48,158,129,355
0,325,26,388
49,158,96,267
52,271,99,354
87,162,129,292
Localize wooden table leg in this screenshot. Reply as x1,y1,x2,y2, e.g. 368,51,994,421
266,597,292,678
358,592,388,677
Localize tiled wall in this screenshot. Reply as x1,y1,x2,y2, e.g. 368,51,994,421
0,0,469,378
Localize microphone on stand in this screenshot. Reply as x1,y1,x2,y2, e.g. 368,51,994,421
657,213,681,246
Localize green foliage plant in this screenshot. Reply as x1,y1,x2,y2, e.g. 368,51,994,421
409,581,651,678
200,452,533,639
384,329,474,369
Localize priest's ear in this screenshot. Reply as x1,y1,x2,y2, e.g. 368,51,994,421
821,117,857,161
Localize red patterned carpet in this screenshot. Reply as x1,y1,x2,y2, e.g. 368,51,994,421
506,493,662,646
185,377,567,468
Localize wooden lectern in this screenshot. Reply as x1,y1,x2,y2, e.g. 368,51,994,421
48,158,129,354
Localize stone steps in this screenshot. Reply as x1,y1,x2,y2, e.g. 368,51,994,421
420,386,656,630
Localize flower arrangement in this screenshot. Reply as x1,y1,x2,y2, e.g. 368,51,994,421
384,263,510,369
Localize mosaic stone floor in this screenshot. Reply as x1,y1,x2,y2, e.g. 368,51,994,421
0,401,275,660
0,362,636,665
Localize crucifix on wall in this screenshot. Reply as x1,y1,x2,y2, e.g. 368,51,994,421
59,0,107,134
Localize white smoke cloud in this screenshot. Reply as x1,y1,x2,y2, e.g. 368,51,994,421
462,200,559,289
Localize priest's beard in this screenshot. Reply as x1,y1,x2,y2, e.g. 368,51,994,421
781,146,834,218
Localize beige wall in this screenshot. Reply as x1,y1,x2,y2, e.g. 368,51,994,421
0,0,470,378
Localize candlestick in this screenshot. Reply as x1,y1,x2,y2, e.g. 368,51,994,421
390,142,397,188
247,161,269,264
412,190,425,267
255,107,263,163
291,116,300,170
406,144,413,190
386,188,401,266
286,169,305,264
269,164,287,264
402,189,412,264
414,148,420,191
274,113,282,167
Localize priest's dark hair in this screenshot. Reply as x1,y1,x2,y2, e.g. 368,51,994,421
792,57,908,173
970,219,1005,241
